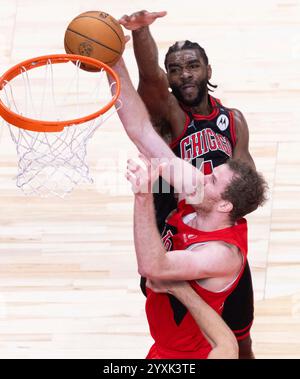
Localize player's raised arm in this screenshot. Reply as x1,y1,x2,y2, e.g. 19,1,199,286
119,11,167,82
109,58,164,157
110,58,203,199
119,10,178,127
146,280,239,359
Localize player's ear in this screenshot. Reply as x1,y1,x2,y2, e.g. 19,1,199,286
218,200,233,214
207,64,212,80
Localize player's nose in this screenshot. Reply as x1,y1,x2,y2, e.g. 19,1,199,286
181,68,192,79
204,174,212,185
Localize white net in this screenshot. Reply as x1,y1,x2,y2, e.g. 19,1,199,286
0,57,120,197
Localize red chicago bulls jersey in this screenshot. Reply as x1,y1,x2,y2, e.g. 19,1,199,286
146,200,248,359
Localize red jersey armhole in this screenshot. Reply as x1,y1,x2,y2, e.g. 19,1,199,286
229,110,237,147
169,112,190,149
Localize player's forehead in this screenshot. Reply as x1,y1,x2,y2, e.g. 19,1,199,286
166,49,203,66
213,164,234,184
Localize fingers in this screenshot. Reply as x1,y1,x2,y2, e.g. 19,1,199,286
138,154,151,168
126,159,148,194
125,157,163,195
118,11,148,24
128,157,151,174
118,10,166,29
126,177,139,194
133,10,149,18
152,11,167,18
118,15,130,25
136,10,166,18
146,279,175,294
127,158,143,174
125,171,134,184
124,35,131,44
138,154,167,172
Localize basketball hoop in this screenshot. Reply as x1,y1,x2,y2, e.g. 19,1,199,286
0,54,121,197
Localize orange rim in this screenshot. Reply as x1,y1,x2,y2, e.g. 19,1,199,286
0,54,120,132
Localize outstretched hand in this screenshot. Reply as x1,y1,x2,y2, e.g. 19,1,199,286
126,155,204,203
126,155,167,196
119,10,167,31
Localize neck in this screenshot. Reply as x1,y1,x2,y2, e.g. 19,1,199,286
191,211,233,232
189,93,212,115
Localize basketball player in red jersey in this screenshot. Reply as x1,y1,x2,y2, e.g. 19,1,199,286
126,155,265,359
119,10,257,358
109,58,267,358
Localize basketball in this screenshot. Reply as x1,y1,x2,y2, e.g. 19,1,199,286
64,11,125,71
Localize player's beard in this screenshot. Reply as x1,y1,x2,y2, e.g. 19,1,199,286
171,78,208,107
195,199,214,214
193,191,220,215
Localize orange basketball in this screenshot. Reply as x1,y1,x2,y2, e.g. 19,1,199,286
64,11,125,71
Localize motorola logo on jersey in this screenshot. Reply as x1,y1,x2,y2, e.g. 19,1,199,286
216,114,229,131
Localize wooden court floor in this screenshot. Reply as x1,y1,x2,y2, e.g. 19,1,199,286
0,0,299,358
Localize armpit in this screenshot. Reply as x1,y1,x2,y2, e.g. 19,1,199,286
151,117,173,143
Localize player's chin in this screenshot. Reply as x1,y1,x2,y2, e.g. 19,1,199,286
185,192,203,206
181,95,200,107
